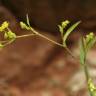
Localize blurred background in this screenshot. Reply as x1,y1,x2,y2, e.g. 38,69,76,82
0,0,96,96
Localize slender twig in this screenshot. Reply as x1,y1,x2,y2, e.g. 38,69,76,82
16,33,35,39
30,27,63,46
30,27,78,60
0,33,35,46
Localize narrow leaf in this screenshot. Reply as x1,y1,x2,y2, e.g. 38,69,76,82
80,38,86,65
58,25,63,37
63,21,81,46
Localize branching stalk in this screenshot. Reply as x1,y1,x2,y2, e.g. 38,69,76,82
0,20,95,96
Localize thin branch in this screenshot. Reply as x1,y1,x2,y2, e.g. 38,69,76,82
16,33,35,39
0,33,35,46
30,27,78,60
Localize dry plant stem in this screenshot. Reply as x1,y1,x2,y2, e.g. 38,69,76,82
30,27,77,60
16,33,35,39
1,33,35,42
30,28,63,47
64,46,77,59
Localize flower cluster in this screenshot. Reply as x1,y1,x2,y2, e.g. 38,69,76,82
0,21,9,32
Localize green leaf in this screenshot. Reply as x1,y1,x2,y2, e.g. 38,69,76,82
80,38,86,65
63,21,81,46
58,25,63,37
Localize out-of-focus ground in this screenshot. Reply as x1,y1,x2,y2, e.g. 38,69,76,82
0,0,96,96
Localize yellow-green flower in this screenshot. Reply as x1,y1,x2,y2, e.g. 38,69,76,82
0,21,9,32
4,31,16,39
62,20,70,28
20,22,30,30
88,78,96,95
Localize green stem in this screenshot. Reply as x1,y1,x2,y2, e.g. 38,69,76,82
83,58,93,96
83,64,89,82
